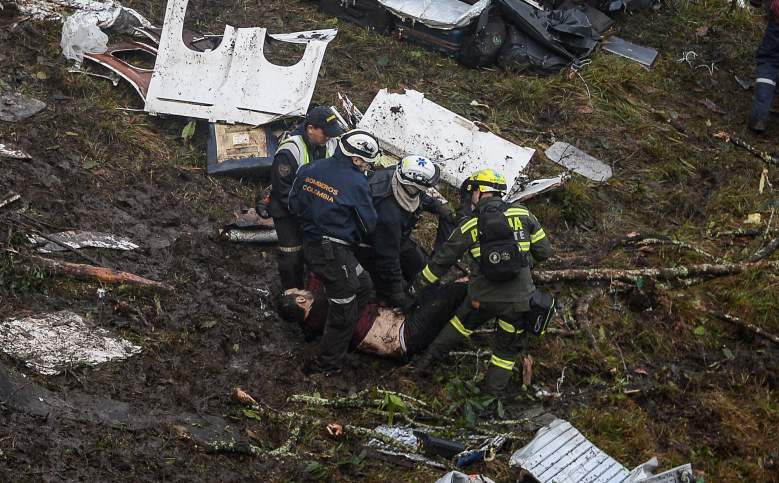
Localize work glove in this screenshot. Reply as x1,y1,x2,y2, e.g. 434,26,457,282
436,202,459,225
387,291,416,312
412,276,429,296
256,186,272,219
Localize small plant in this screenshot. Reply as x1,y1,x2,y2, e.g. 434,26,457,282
380,392,408,425
444,377,495,427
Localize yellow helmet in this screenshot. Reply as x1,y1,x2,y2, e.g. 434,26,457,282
465,169,507,193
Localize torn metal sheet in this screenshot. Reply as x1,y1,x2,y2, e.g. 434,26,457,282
207,123,279,178
545,142,612,182
378,0,490,29
358,89,535,189
0,311,141,375
367,425,447,469
510,419,695,483
338,92,364,128
144,0,337,125
602,36,658,69
0,142,32,159
506,175,567,203
27,230,139,253
83,40,157,99
16,0,151,34
0,92,46,122
436,471,496,483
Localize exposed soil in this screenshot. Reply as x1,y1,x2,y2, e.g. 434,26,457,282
1,0,778,481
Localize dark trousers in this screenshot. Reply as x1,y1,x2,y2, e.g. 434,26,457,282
303,241,373,368
273,216,304,290
751,16,779,129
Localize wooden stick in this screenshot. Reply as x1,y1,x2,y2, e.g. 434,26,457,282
534,260,779,284
0,192,20,210
747,235,779,263
633,238,719,261
709,312,779,345
29,255,174,291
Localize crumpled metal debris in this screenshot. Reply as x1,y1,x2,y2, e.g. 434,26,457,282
81,40,157,100
435,471,496,483
13,0,151,27
602,36,658,69
510,418,694,483
358,88,535,190
0,142,32,159
144,0,337,125
27,230,139,253
367,425,446,469
545,142,612,182
0,311,141,375
0,92,46,122
378,0,491,30
506,175,568,203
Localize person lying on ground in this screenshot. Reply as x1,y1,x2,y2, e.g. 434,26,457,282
276,276,467,360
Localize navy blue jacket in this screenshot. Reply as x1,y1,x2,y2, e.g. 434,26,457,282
289,150,377,245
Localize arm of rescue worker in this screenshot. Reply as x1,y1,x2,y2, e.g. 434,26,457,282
352,180,378,238
372,201,406,296
526,211,552,263
420,193,457,223
287,165,307,217
269,151,299,212
413,220,472,293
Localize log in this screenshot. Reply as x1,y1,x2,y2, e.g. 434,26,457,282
709,312,779,346
0,192,20,210
747,236,779,263
534,260,779,284
29,255,174,291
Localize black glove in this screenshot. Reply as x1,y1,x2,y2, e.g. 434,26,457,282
435,202,458,225
412,276,429,296
387,291,416,311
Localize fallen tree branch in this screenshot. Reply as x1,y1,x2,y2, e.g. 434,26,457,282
708,312,779,346
289,392,456,425
0,192,21,210
534,260,779,284
714,131,779,167
747,235,779,263
29,255,174,291
633,237,719,261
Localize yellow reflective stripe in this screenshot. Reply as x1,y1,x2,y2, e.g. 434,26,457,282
498,319,516,333
518,241,530,251
422,265,439,283
470,246,481,258
460,217,478,234
490,354,515,371
531,229,546,243
504,208,529,217
450,316,473,337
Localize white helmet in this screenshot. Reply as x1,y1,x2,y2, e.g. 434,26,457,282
397,155,441,189
339,129,380,163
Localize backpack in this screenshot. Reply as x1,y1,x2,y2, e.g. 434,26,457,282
477,202,526,281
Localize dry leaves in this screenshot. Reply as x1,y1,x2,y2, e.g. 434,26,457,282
233,387,258,405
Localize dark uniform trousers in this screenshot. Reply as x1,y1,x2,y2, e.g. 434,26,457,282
751,15,779,129
274,216,305,290
425,292,531,397
303,240,373,368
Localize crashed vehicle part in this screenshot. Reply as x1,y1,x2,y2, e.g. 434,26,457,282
358,88,535,190
144,0,337,125
83,40,157,100
12,0,151,28
378,0,491,30
506,175,567,203
0,142,32,159
435,471,496,483
545,142,612,182
602,36,658,69
206,123,279,178
0,92,46,122
0,311,141,376
510,418,694,483
27,230,139,253
219,228,278,243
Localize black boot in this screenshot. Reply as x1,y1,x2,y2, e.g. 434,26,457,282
748,80,776,133
411,324,468,377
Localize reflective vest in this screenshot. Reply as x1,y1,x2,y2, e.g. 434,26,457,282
276,134,336,167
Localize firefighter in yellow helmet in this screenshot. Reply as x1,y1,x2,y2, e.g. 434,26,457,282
411,169,554,412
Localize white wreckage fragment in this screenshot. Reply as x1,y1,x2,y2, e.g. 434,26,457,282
0,311,141,375
15,0,151,27
358,89,535,190
509,418,694,483
0,142,32,159
27,230,139,253
144,0,337,125
378,0,491,30
545,142,612,182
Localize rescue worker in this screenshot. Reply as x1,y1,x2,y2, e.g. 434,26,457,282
748,0,779,132
363,156,458,310
264,106,344,289
288,129,380,374
277,276,468,360
411,168,553,405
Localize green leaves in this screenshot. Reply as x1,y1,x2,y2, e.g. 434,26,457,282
181,120,196,143
381,393,408,425
242,408,262,421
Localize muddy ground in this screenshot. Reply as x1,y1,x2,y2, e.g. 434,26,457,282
1,0,779,481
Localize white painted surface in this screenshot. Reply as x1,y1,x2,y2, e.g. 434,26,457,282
0,311,141,375
144,0,336,125
378,0,490,29
545,142,612,182
358,89,535,189
0,143,32,159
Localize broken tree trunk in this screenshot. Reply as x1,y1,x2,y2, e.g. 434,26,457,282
534,260,779,284
747,236,779,263
29,255,174,291
709,312,779,346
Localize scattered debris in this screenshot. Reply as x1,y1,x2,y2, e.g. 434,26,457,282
219,210,278,245
0,192,21,209
545,142,612,182
699,98,725,114
29,255,175,291
0,142,32,159
144,0,337,125
453,435,507,468
367,425,447,469
12,0,148,23
745,213,762,225
0,92,46,122
0,311,141,375
27,230,139,253
602,36,658,69
379,0,490,30
435,470,496,483
233,387,258,405
82,40,157,100
734,75,752,90
207,123,280,178
713,131,779,167
416,431,466,458
510,419,694,482
358,88,535,189
338,92,364,128
506,175,567,203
